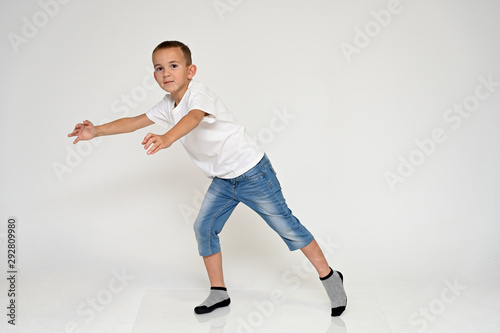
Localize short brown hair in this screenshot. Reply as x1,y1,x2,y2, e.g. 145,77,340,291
153,41,192,66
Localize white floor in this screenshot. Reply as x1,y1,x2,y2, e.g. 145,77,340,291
129,287,500,333
2,277,500,332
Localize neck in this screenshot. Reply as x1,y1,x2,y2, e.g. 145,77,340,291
172,80,191,106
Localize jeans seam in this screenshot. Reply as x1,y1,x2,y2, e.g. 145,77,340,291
207,197,236,255
263,165,279,191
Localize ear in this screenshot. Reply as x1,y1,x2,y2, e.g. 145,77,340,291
187,64,197,79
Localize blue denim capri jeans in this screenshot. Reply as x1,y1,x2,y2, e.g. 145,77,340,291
193,154,314,256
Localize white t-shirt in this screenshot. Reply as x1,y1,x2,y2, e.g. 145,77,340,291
146,80,264,179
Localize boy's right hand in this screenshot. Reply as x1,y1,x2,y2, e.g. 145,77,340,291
68,120,96,144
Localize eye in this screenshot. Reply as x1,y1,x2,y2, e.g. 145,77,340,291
155,67,163,72
170,64,178,69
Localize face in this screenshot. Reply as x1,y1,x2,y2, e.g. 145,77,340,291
153,47,196,103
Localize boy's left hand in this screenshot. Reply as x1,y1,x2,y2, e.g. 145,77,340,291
142,133,172,155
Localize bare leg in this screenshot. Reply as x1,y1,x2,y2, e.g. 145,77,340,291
195,251,231,314
302,239,347,316
301,239,331,278
203,251,226,287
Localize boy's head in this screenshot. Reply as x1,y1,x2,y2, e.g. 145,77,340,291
153,40,192,66
152,40,197,101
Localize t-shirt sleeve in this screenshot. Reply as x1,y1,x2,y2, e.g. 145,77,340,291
187,89,217,124
145,98,171,128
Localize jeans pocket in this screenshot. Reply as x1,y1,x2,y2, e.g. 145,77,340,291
242,165,264,180
264,164,282,191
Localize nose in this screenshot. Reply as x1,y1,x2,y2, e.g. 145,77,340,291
162,69,171,78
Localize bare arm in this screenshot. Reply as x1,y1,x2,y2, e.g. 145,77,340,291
68,114,154,144
142,109,207,155
96,114,154,136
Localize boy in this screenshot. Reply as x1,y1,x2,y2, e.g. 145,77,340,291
68,41,347,317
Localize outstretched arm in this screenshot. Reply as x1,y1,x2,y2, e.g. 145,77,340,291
142,109,207,155
68,114,154,144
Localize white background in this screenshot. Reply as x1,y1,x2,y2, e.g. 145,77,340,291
1,0,499,332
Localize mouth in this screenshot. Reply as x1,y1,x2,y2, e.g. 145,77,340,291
164,80,174,85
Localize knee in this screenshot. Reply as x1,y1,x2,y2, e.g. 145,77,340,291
193,218,203,238
193,217,211,243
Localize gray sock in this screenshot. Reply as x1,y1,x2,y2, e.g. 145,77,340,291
194,287,231,314
320,268,347,316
